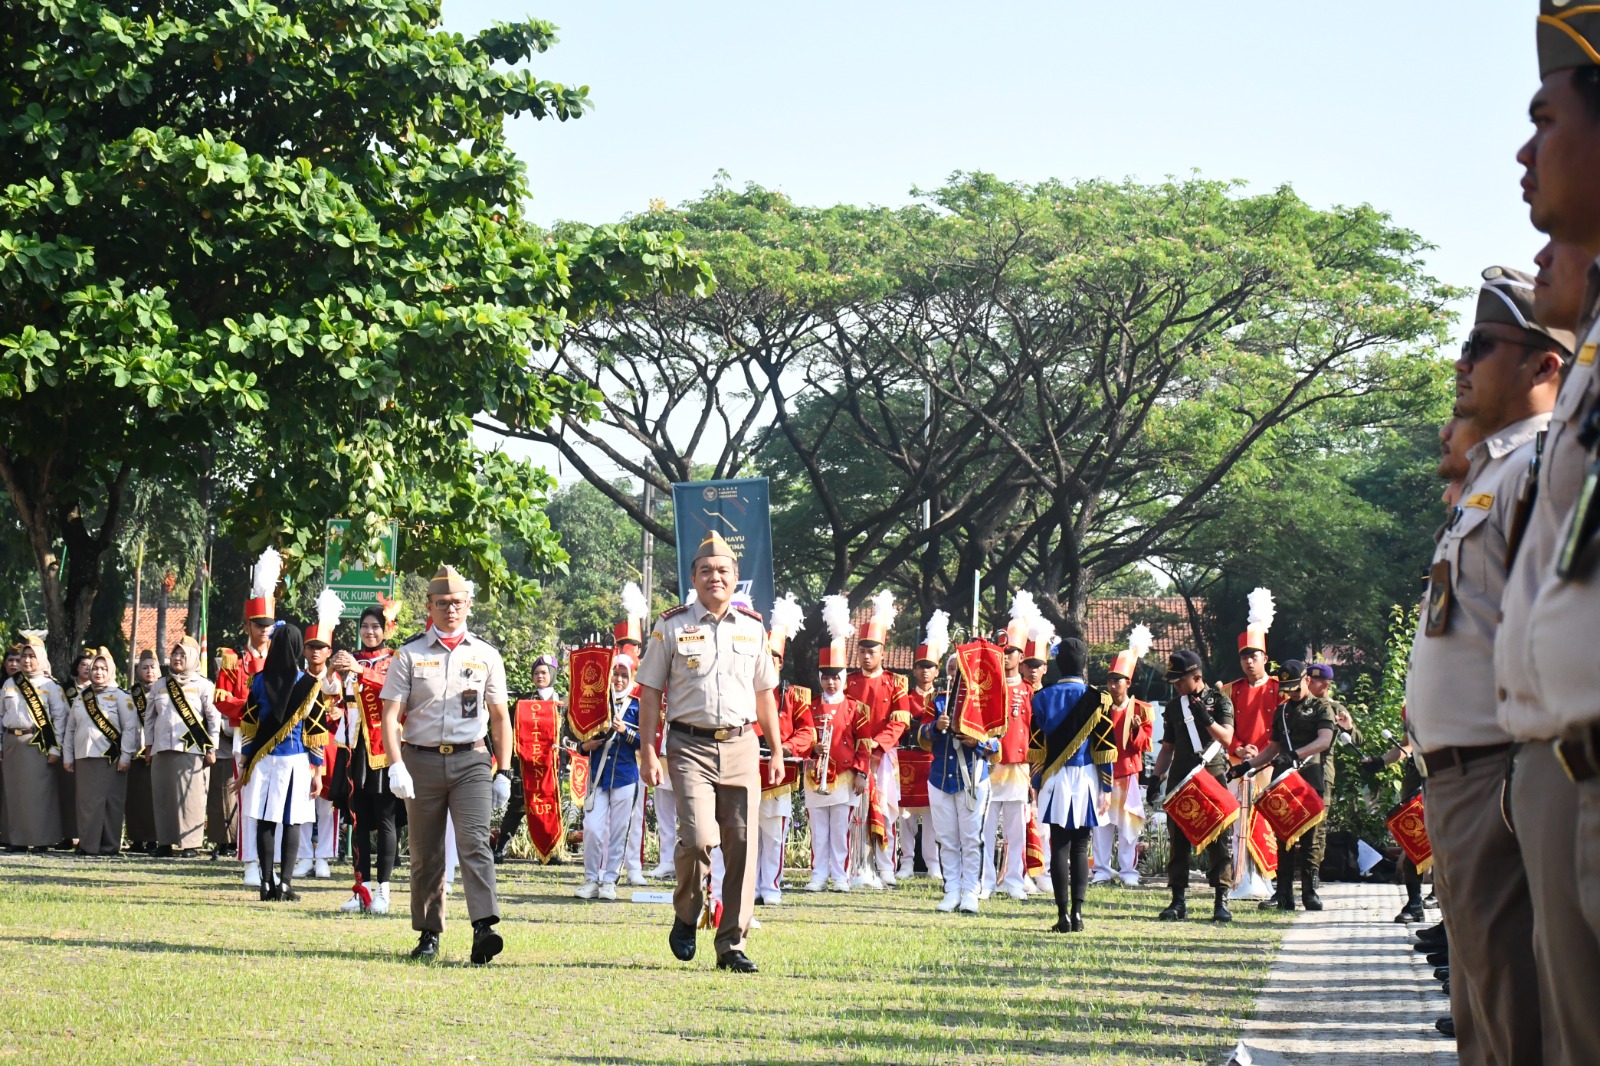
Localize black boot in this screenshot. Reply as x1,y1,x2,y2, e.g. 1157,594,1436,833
1395,899,1425,923
1213,886,1232,923
259,867,277,902
409,931,439,961
1158,890,1187,921
470,917,504,965
1260,866,1294,911
1069,901,1084,932
1301,868,1323,911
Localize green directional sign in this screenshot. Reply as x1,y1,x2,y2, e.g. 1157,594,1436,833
325,519,399,615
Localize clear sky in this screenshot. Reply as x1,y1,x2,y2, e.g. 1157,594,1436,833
447,0,1544,476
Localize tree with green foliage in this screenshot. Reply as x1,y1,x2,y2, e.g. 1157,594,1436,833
0,1,709,673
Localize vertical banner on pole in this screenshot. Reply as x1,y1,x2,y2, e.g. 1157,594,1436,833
671,478,774,622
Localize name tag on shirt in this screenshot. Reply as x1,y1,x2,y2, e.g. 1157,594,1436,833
1463,493,1493,511
413,659,442,676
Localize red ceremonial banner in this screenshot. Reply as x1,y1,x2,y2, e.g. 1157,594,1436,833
1163,765,1241,849
1385,792,1432,874
1024,813,1046,877
866,770,889,844
951,639,1007,740
516,699,563,862
1258,769,1327,849
1245,807,1280,878
566,644,613,742
897,749,932,809
567,749,590,807
355,671,390,770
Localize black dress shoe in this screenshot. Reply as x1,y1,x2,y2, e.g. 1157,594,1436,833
1048,919,1071,933
153,844,176,858
1433,965,1449,981
1426,950,1449,967
1394,901,1425,923
410,931,440,961
471,919,504,965
716,950,758,973
1069,908,1084,932
1441,978,1450,996
1157,899,1187,921
1415,924,1447,946
1435,1015,1455,1038
177,848,199,859
1415,939,1446,953
669,919,697,962
278,885,300,902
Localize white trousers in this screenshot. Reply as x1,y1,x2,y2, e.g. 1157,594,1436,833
872,753,899,877
930,783,989,896
1092,821,1140,880
653,785,677,868
582,783,637,886
623,783,646,878
982,797,1028,893
807,800,852,882
757,793,791,898
297,797,339,859
897,808,940,876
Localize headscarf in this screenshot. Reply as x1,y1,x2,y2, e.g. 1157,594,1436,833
91,647,118,690
256,623,305,746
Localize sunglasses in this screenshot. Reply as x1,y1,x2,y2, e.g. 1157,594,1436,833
1460,332,1551,365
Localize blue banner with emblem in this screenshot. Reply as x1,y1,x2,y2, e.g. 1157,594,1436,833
672,478,775,623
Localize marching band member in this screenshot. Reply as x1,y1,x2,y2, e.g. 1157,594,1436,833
616,584,650,886
919,624,1001,913
1031,637,1115,932
295,589,345,880
0,636,66,851
806,597,871,892
1020,620,1056,898
574,651,642,901
145,637,221,857
898,620,948,883
123,650,161,853
756,594,815,905
61,648,140,855
1153,649,1236,923
224,548,280,887
331,602,404,915
1092,626,1155,887
845,591,910,888
240,624,329,902
982,591,1037,901
1227,589,1280,901
496,653,558,862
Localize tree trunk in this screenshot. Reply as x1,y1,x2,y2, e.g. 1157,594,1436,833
154,581,169,664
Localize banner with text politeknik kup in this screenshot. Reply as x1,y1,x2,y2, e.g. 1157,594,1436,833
671,477,774,623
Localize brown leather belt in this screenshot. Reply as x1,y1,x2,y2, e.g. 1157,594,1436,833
1554,727,1600,784
403,740,486,756
1418,742,1512,778
670,721,751,742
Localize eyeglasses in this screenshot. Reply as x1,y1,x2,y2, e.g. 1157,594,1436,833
1460,332,1551,365
433,598,469,611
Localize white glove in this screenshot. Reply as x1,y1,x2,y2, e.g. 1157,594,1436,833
388,760,415,800
492,771,512,810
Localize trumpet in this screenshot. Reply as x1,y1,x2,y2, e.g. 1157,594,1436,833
813,706,836,795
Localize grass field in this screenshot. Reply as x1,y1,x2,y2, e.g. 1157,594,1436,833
0,853,1284,1065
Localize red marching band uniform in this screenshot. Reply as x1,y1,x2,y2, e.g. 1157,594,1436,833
1229,601,1282,897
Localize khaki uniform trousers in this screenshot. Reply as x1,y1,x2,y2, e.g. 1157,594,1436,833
1426,753,1542,1066
1513,742,1600,1065
1578,779,1600,972
666,727,759,956
403,746,498,933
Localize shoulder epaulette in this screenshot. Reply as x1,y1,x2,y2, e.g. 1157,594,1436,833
735,604,764,622
892,673,909,696
661,604,690,620
790,685,813,704
398,631,428,647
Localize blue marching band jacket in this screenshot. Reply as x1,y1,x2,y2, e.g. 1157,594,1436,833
916,693,1000,794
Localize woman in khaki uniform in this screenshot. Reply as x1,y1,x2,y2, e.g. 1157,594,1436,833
123,651,161,852
62,649,141,854
144,638,220,856
0,637,68,850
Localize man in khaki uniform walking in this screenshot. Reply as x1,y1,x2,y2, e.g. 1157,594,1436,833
1406,266,1569,1066
380,566,512,965
637,532,786,974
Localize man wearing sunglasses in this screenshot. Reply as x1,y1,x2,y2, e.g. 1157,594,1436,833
1406,265,1569,1066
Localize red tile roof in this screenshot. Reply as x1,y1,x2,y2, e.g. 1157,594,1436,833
1081,596,1201,665
121,604,192,655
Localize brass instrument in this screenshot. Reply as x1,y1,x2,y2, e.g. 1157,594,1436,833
582,685,630,814
813,704,836,796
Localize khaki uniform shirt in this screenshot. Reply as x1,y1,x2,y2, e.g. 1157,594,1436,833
636,603,778,729
1407,414,1547,751
141,674,222,754
0,672,68,754
1496,284,1600,739
62,686,141,764
379,629,507,747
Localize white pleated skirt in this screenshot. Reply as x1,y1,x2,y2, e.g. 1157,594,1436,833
241,752,314,825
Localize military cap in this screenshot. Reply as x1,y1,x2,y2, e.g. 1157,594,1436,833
1165,648,1203,681
1539,1,1600,78
1476,265,1575,355
693,531,738,562
1306,662,1335,681
427,564,470,597
1277,659,1308,684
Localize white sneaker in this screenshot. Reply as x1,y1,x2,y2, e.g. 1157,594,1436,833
371,883,390,915
927,866,943,881
896,864,915,880
1035,878,1055,895
243,860,261,888
829,878,851,893
977,887,993,901
339,891,365,914
805,876,827,893
936,891,960,913
1120,874,1141,887
1004,885,1028,901
627,872,648,886
749,917,761,930
314,858,331,879
1021,876,1039,894
598,882,617,901
648,864,673,879
574,881,600,900
292,858,314,878
764,891,783,906
880,872,898,888
957,891,980,913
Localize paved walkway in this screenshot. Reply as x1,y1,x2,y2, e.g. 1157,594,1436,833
1229,882,1457,1066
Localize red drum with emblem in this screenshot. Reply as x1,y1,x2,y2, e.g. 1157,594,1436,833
1163,764,1241,849
1257,767,1327,849
897,749,932,809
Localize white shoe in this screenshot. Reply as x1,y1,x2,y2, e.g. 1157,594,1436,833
805,876,827,893
1120,874,1141,887
598,882,617,901
574,881,599,900
1021,876,1039,894
936,891,960,913
896,864,914,880
1035,879,1055,896
313,858,331,879
977,887,993,901
627,872,647,886
243,860,261,888
926,866,943,881
1090,871,1114,885
648,864,673,879
292,858,314,878
879,869,898,887
749,917,761,930
957,892,980,913
1005,885,1028,901
371,883,390,915
339,891,365,914
829,878,851,893
764,892,783,906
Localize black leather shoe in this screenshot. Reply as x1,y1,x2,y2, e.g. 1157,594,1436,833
1433,966,1449,982
1048,919,1071,933
152,845,175,858
716,950,758,973
410,931,440,962
1395,901,1425,923
1212,890,1233,923
669,919,697,961
277,884,300,902
1157,898,1187,921
1435,1015,1455,1038
1441,978,1450,996
1069,906,1084,932
1415,924,1447,947
177,848,199,859
471,919,504,965
1426,950,1449,967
